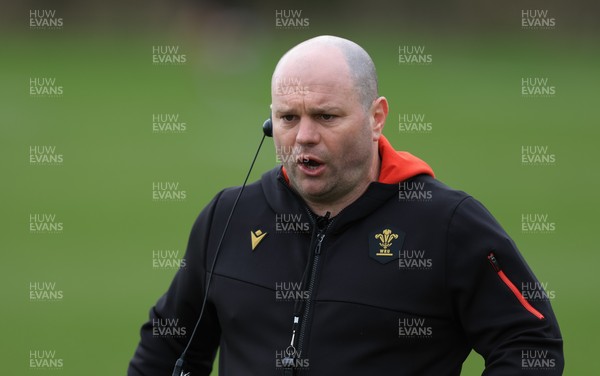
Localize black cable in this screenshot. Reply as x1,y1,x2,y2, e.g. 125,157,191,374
172,133,267,376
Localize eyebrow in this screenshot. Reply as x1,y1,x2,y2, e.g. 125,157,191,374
274,106,344,116
308,106,343,114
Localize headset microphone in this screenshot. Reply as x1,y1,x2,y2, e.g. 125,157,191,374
172,118,273,376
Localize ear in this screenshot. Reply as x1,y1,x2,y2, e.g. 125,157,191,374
370,96,388,142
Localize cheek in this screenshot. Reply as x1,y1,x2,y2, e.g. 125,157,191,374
273,135,289,153
273,124,297,146
332,124,372,162
273,132,298,165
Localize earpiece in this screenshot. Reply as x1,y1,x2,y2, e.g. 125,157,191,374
263,117,273,137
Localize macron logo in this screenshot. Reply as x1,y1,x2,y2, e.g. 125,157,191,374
251,230,267,251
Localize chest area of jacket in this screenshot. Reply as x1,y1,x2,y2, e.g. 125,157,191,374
212,216,449,314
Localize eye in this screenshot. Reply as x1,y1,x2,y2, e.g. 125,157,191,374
318,114,336,121
281,114,297,122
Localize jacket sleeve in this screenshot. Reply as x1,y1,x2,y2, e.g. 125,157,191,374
446,196,564,375
128,192,223,376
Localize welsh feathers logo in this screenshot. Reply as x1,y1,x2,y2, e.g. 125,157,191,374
375,229,398,257
369,226,405,264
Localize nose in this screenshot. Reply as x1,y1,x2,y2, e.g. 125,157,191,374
295,116,320,146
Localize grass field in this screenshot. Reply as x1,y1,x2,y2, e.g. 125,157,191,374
1,27,598,375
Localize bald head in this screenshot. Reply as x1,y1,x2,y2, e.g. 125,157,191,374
272,35,379,110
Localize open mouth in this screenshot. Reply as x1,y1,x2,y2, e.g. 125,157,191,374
297,155,324,171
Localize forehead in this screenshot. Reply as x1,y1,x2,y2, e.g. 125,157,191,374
271,46,358,110
271,83,354,112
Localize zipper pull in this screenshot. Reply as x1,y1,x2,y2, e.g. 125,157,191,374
487,252,501,272
315,233,325,255
282,316,300,372
289,315,299,346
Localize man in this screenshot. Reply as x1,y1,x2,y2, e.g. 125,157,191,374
129,36,564,375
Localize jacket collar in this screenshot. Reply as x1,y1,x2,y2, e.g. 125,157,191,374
261,135,434,233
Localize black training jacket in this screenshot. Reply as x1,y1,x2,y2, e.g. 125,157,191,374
129,143,563,375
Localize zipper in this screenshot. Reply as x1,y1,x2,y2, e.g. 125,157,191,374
277,175,335,373
297,230,326,356
487,252,545,320
282,221,328,376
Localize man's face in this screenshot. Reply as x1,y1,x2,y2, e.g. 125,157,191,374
271,48,376,207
